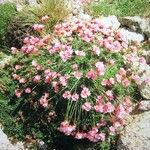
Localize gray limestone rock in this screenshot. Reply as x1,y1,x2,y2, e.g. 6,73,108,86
117,111,150,150
120,16,150,38
119,28,144,42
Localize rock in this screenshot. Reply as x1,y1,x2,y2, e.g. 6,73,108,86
66,0,92,22
119,16,150,38
101,16,120,30
117,111,150,150
69,0,83,15
119,28,144,42
0,127,25,150
134,61,150,100
139,82,150,100
78,11,92,21
138,101,150,111
145,50,150,64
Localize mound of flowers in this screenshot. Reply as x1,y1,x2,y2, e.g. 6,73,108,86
10,16,140,144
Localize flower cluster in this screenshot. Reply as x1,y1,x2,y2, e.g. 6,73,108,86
11,17,139,143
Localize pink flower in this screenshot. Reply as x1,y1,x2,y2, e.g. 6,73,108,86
19,78,26,84
112,41,122,52
36,65,42,71
82,102,92,111
98,38,104,46
73,71,83,79
81,87,91,98
86,127,98,142
113,121,122,129
109,126,115,135
99,119,106,126
33,75,41,83
41,15,49,22
109,78,115,85
40,99,48,107
103,40,112,50
132,74,140,82
75,50,86,57
49,41,61,54
52,81,60,93
12,74,20,80
98,133,105,141
71,93,79,101
122,78,130,87
115,104,127,119
42,35,50,44
101,79,108,86
59,76,68,86
102,78,115,86
32,60,38,67
60,47,73,62
105,90,114,100
44,71,58,83
115,74,122,83
25,88,32,94
11,47,17,54
96,96,103,104
94,103,103,113
86,70,97,80
95,61,105,76
15,89,22,98
15,65,22,70
63,91,71,99
92,45,100,56
118,68,126,76
86,127,105,142
45,75,52,84
103,102,115,113
72,64,78,70
33,24,45,32
58,121,76,136
39,93,49,107
75,132,85,139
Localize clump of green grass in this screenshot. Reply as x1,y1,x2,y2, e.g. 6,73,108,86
16,0,71,31
88,0,150,17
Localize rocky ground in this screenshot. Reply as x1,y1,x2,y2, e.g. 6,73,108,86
0,0,150,150
118,111,150,150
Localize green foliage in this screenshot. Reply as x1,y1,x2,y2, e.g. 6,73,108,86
88,0,150,17
0,67,23,139
0,3,17,48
